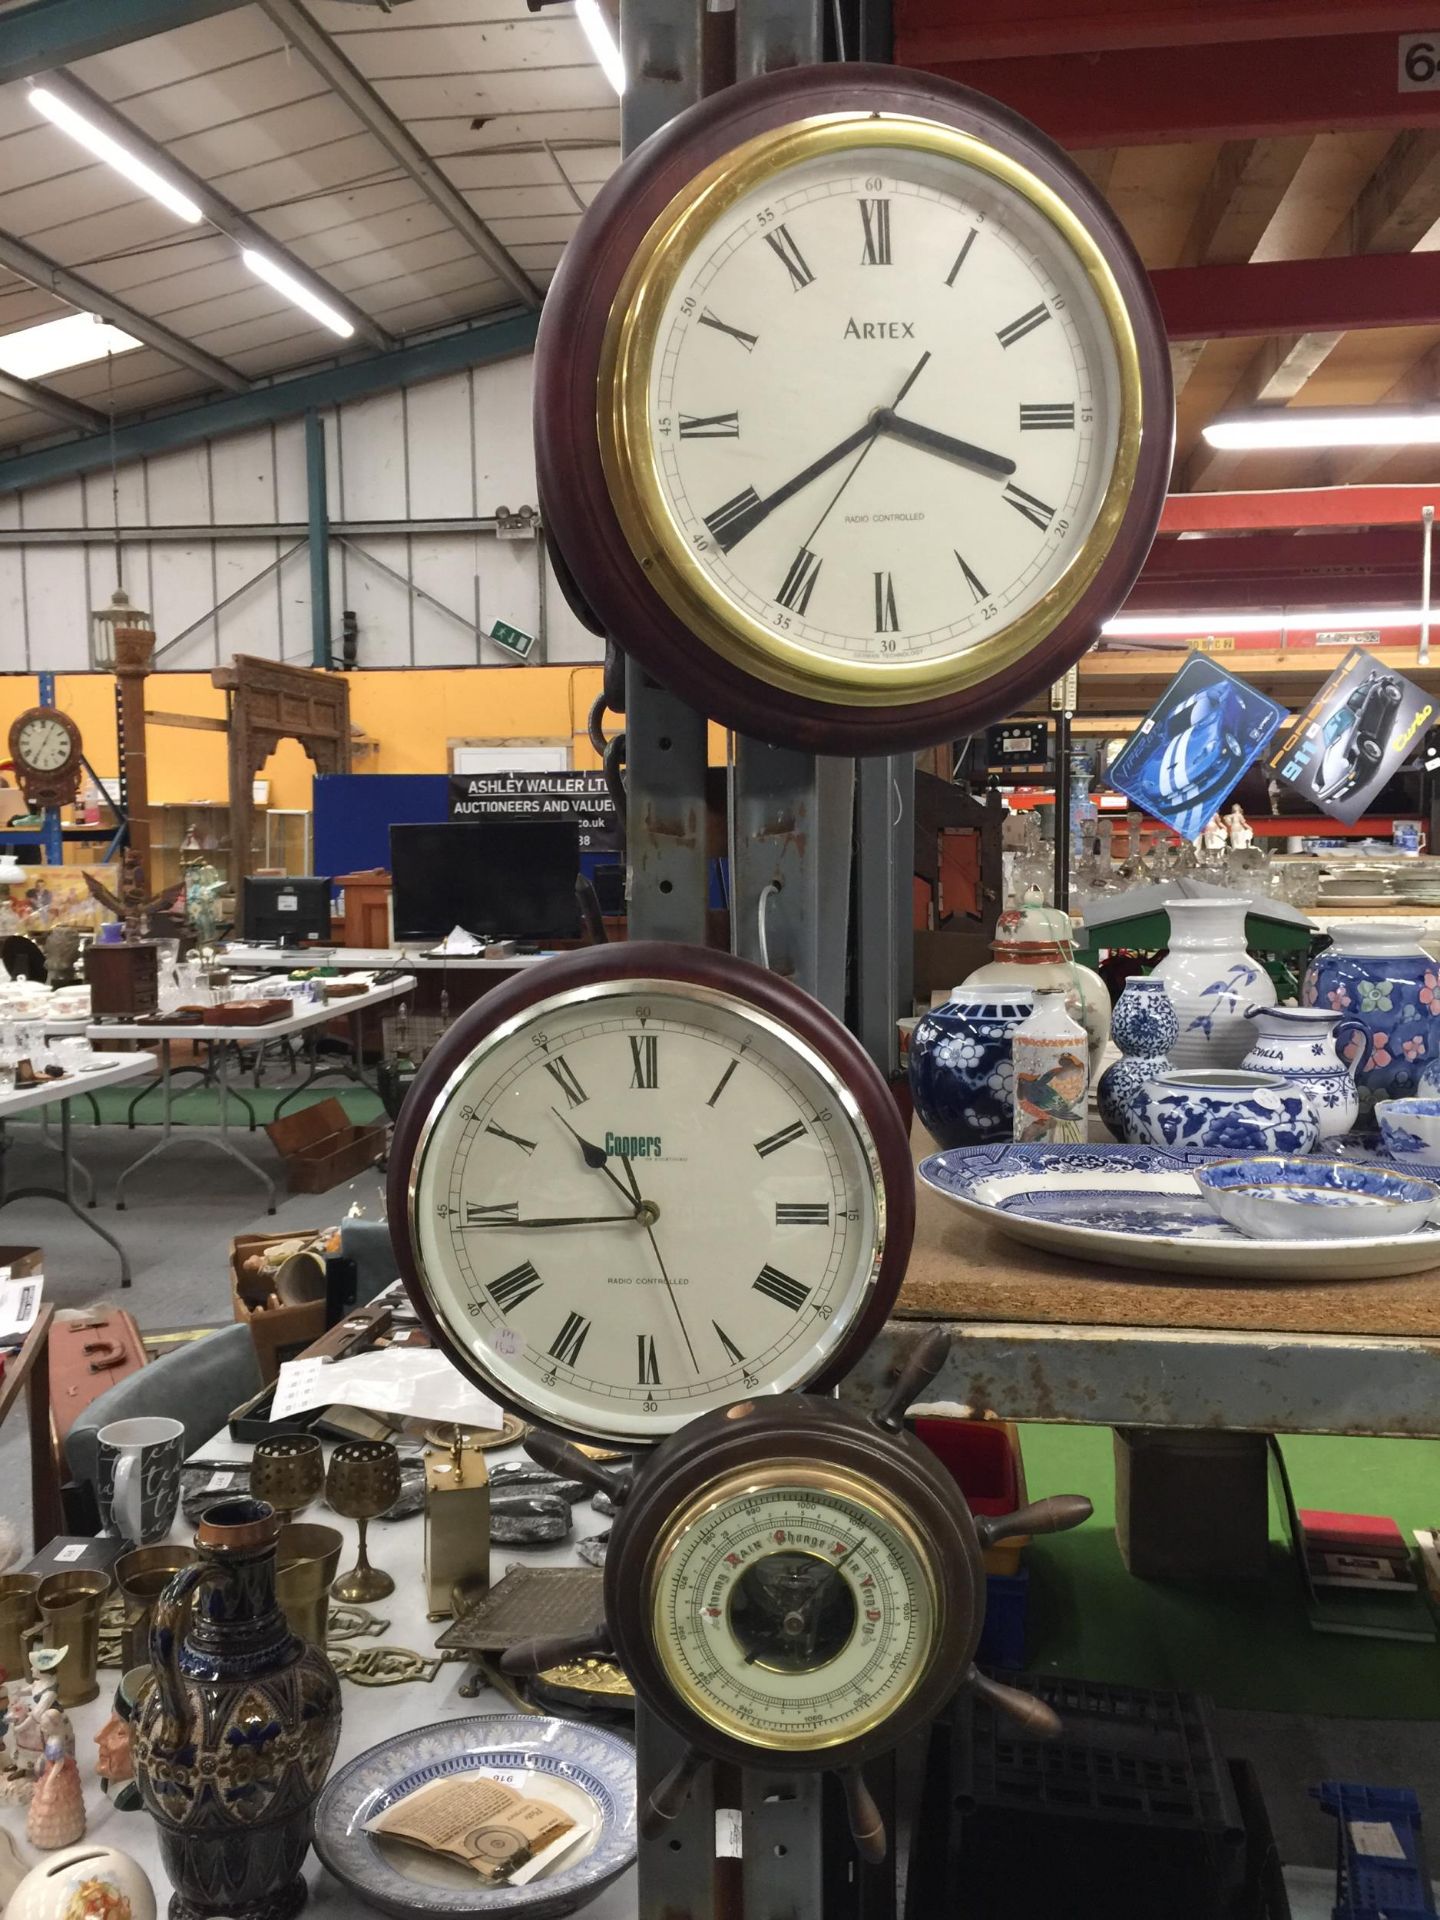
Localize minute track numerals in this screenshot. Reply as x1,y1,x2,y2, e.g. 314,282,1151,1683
406,981,886,1445
651,148,1121,666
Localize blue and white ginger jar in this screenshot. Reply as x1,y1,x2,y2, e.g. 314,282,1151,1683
1097,976,1178,1143
1130,1068,1319,1155
1302,920,1440,1118
908,987,1035,1148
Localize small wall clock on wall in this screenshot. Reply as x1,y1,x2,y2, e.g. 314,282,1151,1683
8,706,84,809
537,63,1173,752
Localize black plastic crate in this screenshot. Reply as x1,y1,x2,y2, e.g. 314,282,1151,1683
906,1672,1256,1920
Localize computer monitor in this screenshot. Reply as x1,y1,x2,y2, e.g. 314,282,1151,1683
390,821,582,944
242,875,333,946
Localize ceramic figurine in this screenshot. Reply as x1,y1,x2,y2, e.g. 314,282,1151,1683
1097,977,1179,1143
1240,1006,1366,1140
96,1710,135,1793
1012,987,1089,1144
27,1732,84,1849
8,1842,157,1920
1129,1068,1319,1156
1303,921,1440,1117
1152,897,1275,1068
1224,804,1254,851
1200,816,1229,853
907,987,1036,1148
133,1498,341,1920
961,887,1111,1076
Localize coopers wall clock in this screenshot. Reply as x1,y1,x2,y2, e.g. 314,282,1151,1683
537,63,1173,752
389,943,914,1448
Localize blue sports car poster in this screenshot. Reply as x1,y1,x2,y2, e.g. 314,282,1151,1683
1266,647,1432,824
1109,652,1289,842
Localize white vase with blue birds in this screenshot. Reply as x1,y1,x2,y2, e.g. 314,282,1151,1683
1098,976,1178,1143
1152,897,1274,1069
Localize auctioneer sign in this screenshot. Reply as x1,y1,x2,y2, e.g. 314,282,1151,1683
448,770,621,853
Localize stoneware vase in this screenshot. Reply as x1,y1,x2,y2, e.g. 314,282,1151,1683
1240,1005,1366,1141
1302,920,1440,1117
1097,976,1179,1144
908,987,1035,1148
960,890,1111,1077
1129,1068,1320,1156
1011,986,1090,1144
1152,898,1275,1069
133,1498,341,1920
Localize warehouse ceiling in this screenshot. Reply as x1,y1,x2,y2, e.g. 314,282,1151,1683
0,0,617,450
0,0,1435,513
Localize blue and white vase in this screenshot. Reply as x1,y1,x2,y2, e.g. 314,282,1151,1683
1240,1005,1365,1140
1097,977,1178,1144
1302,920,1440,1118
908,987,1035,1148
1152,898,1275,1069
1130,1068,1319,1156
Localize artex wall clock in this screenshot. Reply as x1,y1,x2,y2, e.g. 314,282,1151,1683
536,63,1173,753
8,706,84,810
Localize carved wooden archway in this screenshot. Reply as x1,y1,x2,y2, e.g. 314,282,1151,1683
211,656,351,885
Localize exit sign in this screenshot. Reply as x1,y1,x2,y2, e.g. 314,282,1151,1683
490,618,536,662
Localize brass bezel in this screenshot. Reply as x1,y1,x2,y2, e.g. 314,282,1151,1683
598,112,1145,709
648,1462,941,1753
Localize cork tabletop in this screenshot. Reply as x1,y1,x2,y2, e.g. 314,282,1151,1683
898,1124,1440,1339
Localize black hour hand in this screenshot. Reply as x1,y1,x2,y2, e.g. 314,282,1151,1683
873,409,1016,477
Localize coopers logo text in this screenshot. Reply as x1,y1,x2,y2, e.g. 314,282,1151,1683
606,1131,662,1158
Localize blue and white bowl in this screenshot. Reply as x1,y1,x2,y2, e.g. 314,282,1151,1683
1195,1156,1440,1240
1129,1069,1319,1156
1376,1096,1440,1163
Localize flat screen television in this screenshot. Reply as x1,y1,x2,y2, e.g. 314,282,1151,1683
389,820,582,943
242,875,333,946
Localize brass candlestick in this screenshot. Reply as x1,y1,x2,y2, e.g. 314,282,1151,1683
326,1440,401,1603
251,1433,325,1523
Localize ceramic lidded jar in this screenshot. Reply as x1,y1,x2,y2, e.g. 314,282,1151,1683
1097,977,1178,1143
1152,897,1275,1069
132,1498,341,1920
1130,1068,1320,1156
908,986,1035,1148
1303,920,1440,1116
962,890,1111,1077
1240,1005,1366,1140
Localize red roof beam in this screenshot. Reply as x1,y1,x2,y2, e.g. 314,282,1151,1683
1160,486,1440,532
896,2,1438,62
1140,527,1425,585
1154,253,1440,341
903,34,1440,146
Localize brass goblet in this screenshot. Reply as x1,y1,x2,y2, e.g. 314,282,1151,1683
251,1433,325,1523
325,1440,401,1602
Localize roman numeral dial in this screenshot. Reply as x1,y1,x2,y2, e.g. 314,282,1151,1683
410,982,889,1447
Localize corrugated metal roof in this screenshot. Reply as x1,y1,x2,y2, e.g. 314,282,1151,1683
0,0,618,450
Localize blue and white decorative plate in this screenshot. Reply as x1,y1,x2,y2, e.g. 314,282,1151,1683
919,1142,1440,1280
313,1714,636,1918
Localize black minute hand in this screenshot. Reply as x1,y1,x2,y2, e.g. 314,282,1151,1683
708,420,876,552
873,409,1016,477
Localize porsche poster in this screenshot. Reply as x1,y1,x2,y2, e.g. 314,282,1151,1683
1267,648,1432,825
1108,652,1288,842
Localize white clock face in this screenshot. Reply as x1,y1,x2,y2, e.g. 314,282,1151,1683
406,980,885,1444
652,1472,936,1751
18,717,71,772
644,140,1123,673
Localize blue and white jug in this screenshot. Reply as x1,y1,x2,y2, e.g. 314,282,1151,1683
1240,1005,1365,1141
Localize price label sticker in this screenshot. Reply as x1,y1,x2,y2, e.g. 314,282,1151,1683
1399,33,1440,89
715,1809,743,1859
492,1329,523,1358
1350,1820,1405,1860
205,1471,235,1492
54,1543,88,1564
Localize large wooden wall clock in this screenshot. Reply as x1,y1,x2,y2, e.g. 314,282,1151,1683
7,706,83,809
389,942,914,1448
536,63,1173,752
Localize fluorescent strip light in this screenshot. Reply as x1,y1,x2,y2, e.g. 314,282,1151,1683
1204,406,1440,452
241,249,354,339
577,0,624,93
1104,608,1427,638
29,85,201,224
0,311,141,380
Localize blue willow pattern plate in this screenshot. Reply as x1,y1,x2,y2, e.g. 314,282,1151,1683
313,1714,636,1918
919,1142,1440,1280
